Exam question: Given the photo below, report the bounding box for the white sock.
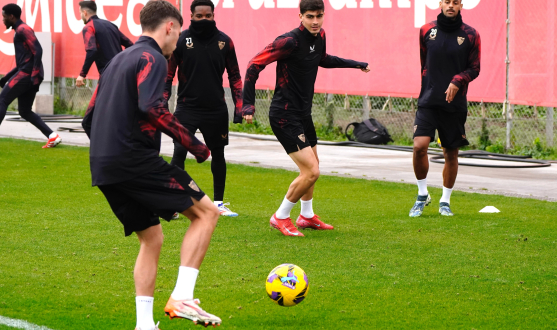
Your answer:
[135,296,155,330]
[171,266,199,300]
[214,201,223,207]
[275,196,297,219]
[300,199,314,218]
[440,186,453,204]
[48,132,58,139]
[417,178,428,196]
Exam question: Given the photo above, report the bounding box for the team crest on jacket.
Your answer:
[298,134,306,143]
[218,41,225,50]
[457,37,465,45]
[189,180,200,192]
[429,29,437,40]
[186,37,194,49]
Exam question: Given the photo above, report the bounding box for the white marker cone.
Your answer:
[479,206,500,213]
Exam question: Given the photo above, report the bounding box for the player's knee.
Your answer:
[308,167,320,183]
[18,109,31,120]
[141,231,164,250]
[414,144,428,157]
[206,205,220,225]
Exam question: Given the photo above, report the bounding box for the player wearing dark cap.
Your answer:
[164,0,243,218]
[76,0,134,87]
[242,0,369,237]
[81,1,221,328]
[410,0,481,217]
[0,3,61,148]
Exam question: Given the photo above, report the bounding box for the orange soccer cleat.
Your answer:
[295,214,334,230]
[270,213,304,237]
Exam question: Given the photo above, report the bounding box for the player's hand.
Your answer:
[244,115,253,124]
[445,83,459,103]
[194,146,211,163]
[361,65,370,73]
[76,76,86,87]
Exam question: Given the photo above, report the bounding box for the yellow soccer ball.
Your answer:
[266,264,309,307]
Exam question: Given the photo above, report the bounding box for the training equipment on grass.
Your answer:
[479,206,500,213]
[266,264,309,307]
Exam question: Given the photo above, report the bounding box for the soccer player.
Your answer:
[242,0,369,237]
[164,0,243,217]
[0,4,61,148]
[81,1,221,328]
[76,0,134,87]
[410,0,481,217]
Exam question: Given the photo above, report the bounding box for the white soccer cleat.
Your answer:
[217,202,238,217]
[42,133,62,148]
[165,297,221,327]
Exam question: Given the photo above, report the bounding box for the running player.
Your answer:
[410,0,481,217]
[0,4,61,148]
[242,0,369,236]
[164,0,243,217]
[82,1,221,328]
[76,0,134,87]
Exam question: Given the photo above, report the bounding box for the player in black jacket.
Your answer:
[410,0,481,218]
[165,0,243,217]
[81,2,221,328]
[76,1,134,87]
[242,0,369,237]
[0,4,61,148]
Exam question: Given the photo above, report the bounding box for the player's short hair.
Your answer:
[300,0,325,14]
[190,0,215,13]
[2,4,22,19]
[79,1,97,14]
[140,0,183,32]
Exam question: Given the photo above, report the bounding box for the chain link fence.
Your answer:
[224,88,556,150]
[20,78,551,151]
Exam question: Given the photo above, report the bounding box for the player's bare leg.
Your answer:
[134,224,164,330]
[286,147,320,202]
[294,146,332,230]
[439,147,459,216]
[410,137,432,217]
[135,225,164,296]
[413,136,430,180]
[180,196,219,269]
[269,147,319,236]
[165,196,221,327]
[442,147,459,189]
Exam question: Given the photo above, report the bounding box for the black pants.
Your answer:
[0,72,53,138]
[171,109,229,202]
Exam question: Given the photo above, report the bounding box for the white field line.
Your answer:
[0,316,55,330]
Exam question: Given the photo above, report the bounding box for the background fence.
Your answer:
[33,78,554,152]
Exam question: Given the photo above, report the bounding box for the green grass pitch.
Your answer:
[0,138,556,329]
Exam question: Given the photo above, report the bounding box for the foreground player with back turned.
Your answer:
[410,0,480,217]
[82,1,221,328]
[165,0,243,217]
[76,0,134,86]
[242,0,369,237]
[0,4,61,148]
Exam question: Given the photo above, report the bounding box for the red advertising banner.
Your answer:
[7,0,548,106]
[201,0,506,102]
[0,0,179,80]
[508,0,557,107]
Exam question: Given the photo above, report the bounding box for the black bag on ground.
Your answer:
[345,118,393,145]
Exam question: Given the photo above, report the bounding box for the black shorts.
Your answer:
[98,162,205,236]
[413,107,469,149]
[269,114,317,154]
[174,108,229,150]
